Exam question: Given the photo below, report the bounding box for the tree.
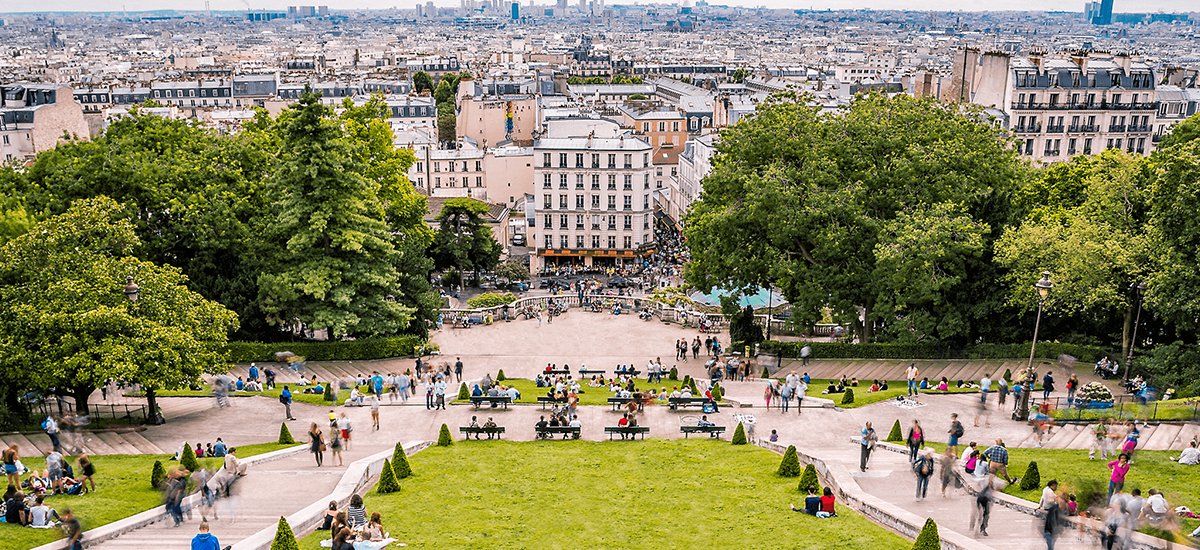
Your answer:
[1019,461,1041,491]
[886,420,904,442]
[375,458,401,494]
[730,67,749,83]
[181,443,200,472]
[912,518,940,550]
[840,388,855,405]
[270,516,300,550]
[496,369,506,381]
[412,71,434,94]
[150,460,166,489]
[278,423,295,444]
[457,382,470,400]
[1146,138,1200,333]
[437,103,457,146]
[728,304,764,351]
[1157,112,1200,149]
[797,463,820,494]
[685,92,1020,345]
[731,422,747,445]
[777,445,801,476]
[0,198,238,418]
[257,91,414,339]
[494,259,529,282]
[428,198,501,284]
[391,441,412,478]
[437,423,453,446]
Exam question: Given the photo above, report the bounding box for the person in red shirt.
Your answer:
[618,413,630,427]
[819,487,837,517]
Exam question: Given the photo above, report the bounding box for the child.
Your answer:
[769,429,779,443]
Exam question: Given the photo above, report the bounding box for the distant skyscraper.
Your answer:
[511,1,520,19]
[1094,0,1113,24]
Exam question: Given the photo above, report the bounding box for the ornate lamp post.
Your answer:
[1124,281,1146,381]
[124,276,164,425]
[1014,271,1053,421]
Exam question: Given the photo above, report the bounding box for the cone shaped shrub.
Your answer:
[323,382,334,402]
[376,458,401,494]
[687,377,699,395]
[1020,461,1041,491]
[497,369,506,381]
[777,445,802,477]
[840,388,855,404]
[457,383,469,400]
[391,441,412,478]
[437,423,453,446]
[150,460,166,489]
[180,443,200,472]
[668,367,678,380]
[887,420,904,442]
[912,518,940,550]
[271,516,299,550]
[711,383,723,401]
[761,366,770,379]
[278,422,295,444]
[731,422,748,445]
[1003,368,1012,382]
[798,463,820,494]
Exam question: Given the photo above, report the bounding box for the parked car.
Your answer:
[608,277,633,288]
[511,233,526,246]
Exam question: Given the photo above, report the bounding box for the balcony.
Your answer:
[1013,123,1042,133]
[1067,124,1097,133]
[1043,149,1061,157]
[1152,134,1164,143]
[1046,124,1065,133]
[1127,125,1150,133]
[1109,125,1126,132]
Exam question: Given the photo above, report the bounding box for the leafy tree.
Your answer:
[412,71,434,94]
[151,460,166,489]
[181,443,200,472]
[323,382,334,402]
[270,516,299,550]
[730,67,749,83]
[429,198,501,283]
[437,423,453,446]
[278,423,295,444]
[731,422,747,445]
[375,458,401,494]
[886,420,904,442]
[494,259,529,282]
[668,367,678,380]
[1157,112,1200,149]
[912,518,940,550]
[467,292,516,309]
[728,305,764,351]
[437,103,457,145]
[496,369,506,381]
[392,441,413,478]
[1146,139,1200,333]
[798,463,820,494]
[777,445,801,476]
[258,91,414,339]
[0,198,238,417]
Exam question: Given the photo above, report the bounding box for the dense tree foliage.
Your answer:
[428,197,501,284]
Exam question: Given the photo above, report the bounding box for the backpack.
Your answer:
[952,423,964,438]
[41,419,50,431]
[279,394,288,404]
[915,457,932,476]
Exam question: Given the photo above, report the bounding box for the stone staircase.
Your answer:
[1009,421,1200,451]
[0,429,164,457]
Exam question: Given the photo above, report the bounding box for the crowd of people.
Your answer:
[316,494,393,550]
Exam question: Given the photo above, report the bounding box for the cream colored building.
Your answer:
[455,79,541,148]
[1,83,89,163]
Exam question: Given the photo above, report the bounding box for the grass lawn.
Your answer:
[0,442,300,548]
[451,378,698,407]
[803,379,976,409]
[140,386,350,406]
[297,439,908,549]
[1050,399,1200,422]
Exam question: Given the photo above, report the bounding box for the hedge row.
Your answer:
[760,340,1107,362]
[225,335,430,363]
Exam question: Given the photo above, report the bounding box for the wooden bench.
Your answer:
[469,396,512,410]
[604,426,650,440]
[680,425,726,439]
[535,425,581,440]
[668,397,711,410]
[536,396,568,409]
[607,396,634,411]
[459,426,506,439]
[579,368,606,376]
[543,369,571,376]
[614,369,642,376]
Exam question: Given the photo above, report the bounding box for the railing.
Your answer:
[1011,102,1159,111]
[1046,124,1065,133]
[1109,124,1126,132]
[1043,149,1061,157]
[1067,124,1096,133]
[1013,123,1042,133]
[30,400,147,425]
[1034,395,1200,422]
[1127,125,1150,133]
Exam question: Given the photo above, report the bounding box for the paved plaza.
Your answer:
[8,312,1189,549]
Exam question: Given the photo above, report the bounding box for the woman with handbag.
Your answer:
[308,423,325,467]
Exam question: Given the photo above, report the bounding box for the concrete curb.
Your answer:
[230,440,432,550]
[873,441,1183,550]
[760,440,990,550]
[31,444,308,550]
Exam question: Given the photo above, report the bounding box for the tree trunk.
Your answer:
[860,304,875,344]
[72,385,94,417]
[1121,304,1134,362]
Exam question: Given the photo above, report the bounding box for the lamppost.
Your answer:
[1014,271,1053,421]
[1124,281,1146,381]
[124,276,164,425]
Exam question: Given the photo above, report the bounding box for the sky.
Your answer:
[1,0,1194,12]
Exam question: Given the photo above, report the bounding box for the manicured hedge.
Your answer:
[760,340,1107,362]
[225,335,430,363]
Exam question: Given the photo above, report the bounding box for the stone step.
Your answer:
[1065,424,1100,450]
[78,432,119,455]
[20,432,57,456]
[1143,423,1181,450]
[122,431,166,455]
[94,431,141,455]
[4,432,43,457]
[1043,424,1083,449]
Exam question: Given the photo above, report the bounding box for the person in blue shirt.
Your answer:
[371,372,384,398]
[191,521,220,550]
[471,384,483,397]
[248,363,259,382]
[235,378,244,391]
[280,386,295,420]
[790,488,823,515]
[697,415,715,427]
[211,438,227,457]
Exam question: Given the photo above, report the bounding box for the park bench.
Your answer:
[536,396,568,409]
[459,426,506,440]
[469,396,512,410]
[579,368,606,376]
[680,425,726,439]
[614,369,641,376]
[604,426,650,440]
[544,369,571,376]
[535,425,581,440]
[608,396,634,411]
[668,397,711,410]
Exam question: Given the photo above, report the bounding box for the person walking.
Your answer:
[970,474,995,536]
[425,382,434,410]
[692,336,701,359]
[1042,371,1056,401]
[905,363,919,396]
[191,521,221,550]
[938,446,957,497]
[906,420,925,462]
[434,377,447,410]
[982,439,1013,484]
[997,376,1009,406]
[338,413,353,451]
[1065,374,1079,407]
[370,395,380,431]
[800,345,811,366]
[1089,420,1110,460]
[328,428,344,467]
[763,382,774,410]
[913,449,934,500]
[860,422,878,472]
[1043,493,1063,549]
[947,413,964,457]
[454,357,464,383]
[280,385,295,420]
[308,423,325,467]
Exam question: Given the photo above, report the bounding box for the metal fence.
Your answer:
[1032,395,1200,422]
[31,400,147,426]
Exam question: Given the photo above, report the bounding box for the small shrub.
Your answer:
[687,377,699,395]
[496,369,506,381]
[1002,368,1012,382]
[323,382,334,402]
[466,291,516,309]
[668,367,678,380]
[731,422,747,445]
[711,383,723,401]
[798,463,820,494]
[392,441,412,478]
[270,516,299,550]
[150,460,166,489]
[777,445,801,477]
[180,443,200,472]
[840,388,855,405]
[375,459,401,494]
[886,420,904,443]
[912,518,940,550]
[278,422,295,444]
[761,366,770,378]
[437,423,453,446]
[1077,382,1114,402]
[457,383,469,400]
[1020,461,1041,491]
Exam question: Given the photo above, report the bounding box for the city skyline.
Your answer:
[2,0,1195,15]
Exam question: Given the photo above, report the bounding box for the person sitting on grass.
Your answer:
[790,487,823,516]
[919,377,930,390]
[869,380,881,393]
[819,487,837,518]
[5,489,29,525]
[28,495,60,528]
[346,494,368,530]
[880,380,889,391]
[1173,440,1200,465]
[937,378,950,391]
[849,377,859,387]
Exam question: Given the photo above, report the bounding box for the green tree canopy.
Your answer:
[428,197,501,283]
[0,197,238,416]
[412,71,434,94]
[1145,138,1200,333]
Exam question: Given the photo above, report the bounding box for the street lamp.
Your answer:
[1014,271,1053,421]
[1124,281,1146,381]
[124,276,164,425]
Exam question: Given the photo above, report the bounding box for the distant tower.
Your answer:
[511,1,520,19]
[1095,0,1113,24]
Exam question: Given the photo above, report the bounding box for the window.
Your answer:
[672,121,679,132]
[543,174,552,189]
[608,215,616,230]
[475,177,482,187]
[623,175,633,190]
[608,175,617,190]
[624,154,632,168]
[643,195,650,209]
[591,195,600,209]
[475,161,481,171]
[592,154,600,168]
[544,214,553,228]
[461,177,468,188]
[608,236,616,249]
[559,195,568,209]
[559,153,567,168]
[576,235,585,249]
[559,214,568,229]
[658,121,665,132]
[623,236,632,249]
[591,175,600,190]
[544,195,552,208]
[434,177,441,188]
[576,174,584,189]
[623,196,632,210]
[643,215,651,230]
[576,195,584,209]
[545,235,553,249]
[592,235,600,248]
[576,214,584,229]
[433,162,440,172]
[623,215,632,230]
[644,153,650,165]
[543,153,551,167]
[416,162,423,172]
[608,195,616,210]
[607,154,616,168]
[642,122,650,132]
[575,153,584,167]
[560,235,569,249]
[560,174,568,189]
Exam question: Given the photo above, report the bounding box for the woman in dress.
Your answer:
[308,423,325,467]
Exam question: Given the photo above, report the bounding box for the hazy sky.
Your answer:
[2,0,1195,13]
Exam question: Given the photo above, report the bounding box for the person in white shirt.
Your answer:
[1144,489,1169,525]
[1176,441,1200,465]
[28,496,58,528]
[568,416,581,428]
[1039,480,1059,510]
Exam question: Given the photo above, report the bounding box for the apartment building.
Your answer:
[945,49,1160,162]
[673,134,715,223]
[411,144,533,207]
[0,83,88,163]
[532,120,655,269]
[456,78,541,147]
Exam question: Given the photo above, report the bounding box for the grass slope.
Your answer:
[142,387,350,406]
[298,440,908,549]
[453,378,694,407]
[803,379,976,409]
[0,442,298,548]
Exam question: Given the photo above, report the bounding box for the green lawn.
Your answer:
[804,379,976,408]
[0,442,300,548]
[297,439,908,549]
[141,386,350,406]
[452,378,693,407]
[1050,399,1200,422]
